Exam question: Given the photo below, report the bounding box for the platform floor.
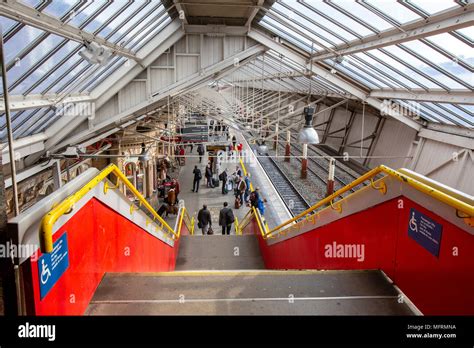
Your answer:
[162,131,292,234]
[86,270,414,315]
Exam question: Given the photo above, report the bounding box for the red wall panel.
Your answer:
[257,197,474,315]
[26,198,179,315]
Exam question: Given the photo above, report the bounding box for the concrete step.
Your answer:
[175,235,265,270]
[86,270,415,315]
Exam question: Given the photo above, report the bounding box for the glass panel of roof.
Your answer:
[51,60,92,93]
[7,33,64,87]
[382,45,465,89]
[12,41,82,94]
[129,17,172,51]
[68,0,105,27]
[402,40,473,87]
[29,53,83,94]
[271,3,344,47]
[20,0,42,6]
[456,27,473,41]
[427,33,474,65]
[326,1,394,31]
[301,1,374,36]
[260,19,313,51]
[281,0,358,41]
[82,0,125,34]
[4,24,44,63]
[408,0,460,14]
[365,0,421,24]
[42,0,80,18]
[326,60,381,89]
[98,0,148,38]
[0,16,17,33]
[353,52,422,89]
[366,49,440,88]
[107,2,160,43]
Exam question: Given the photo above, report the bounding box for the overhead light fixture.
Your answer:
[298,107,320,144]
[79,41,112,65]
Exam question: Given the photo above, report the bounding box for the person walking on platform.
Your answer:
[244,175,251,203]
[172,178,180,202]
[205,164,214,188]
[236,176,246,208]
[231,135,237,149]
[219,202,235,235]
[249,187,260,208]
[197,143,205,163]
[219,168,228,194]
[189,143,193,153]
[197,204,212,235]
[192,165,202,192]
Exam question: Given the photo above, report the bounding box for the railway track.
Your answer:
[253,147,311,218]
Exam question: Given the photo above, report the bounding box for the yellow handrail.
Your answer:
[40,164,177,253]
[267,165,473,236]
[176,207,186,239]
[237,157,473,239]
[235,216,240,235]
[183,207,195,235]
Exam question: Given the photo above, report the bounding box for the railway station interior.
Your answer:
[0,0,472,318]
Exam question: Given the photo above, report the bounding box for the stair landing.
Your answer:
[86,270,414,315]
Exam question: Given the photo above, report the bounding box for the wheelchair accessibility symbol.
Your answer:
[40,259,51,285]
[409,211,418,233]
[38,233,70,299]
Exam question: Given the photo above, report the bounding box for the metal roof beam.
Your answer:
[0,0,140,62]
[0,94,93,112]
[311,5,474,61]
[248,29,422,131]
[370,90,474,105]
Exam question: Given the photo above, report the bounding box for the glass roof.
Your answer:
[254,0,473,127]
[0,0,171,141]
[0,0,472,146]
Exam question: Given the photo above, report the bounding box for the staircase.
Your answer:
[86,235,414,315]
[175,235,265,270]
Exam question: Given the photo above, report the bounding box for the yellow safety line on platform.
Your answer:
[40,164,177,253]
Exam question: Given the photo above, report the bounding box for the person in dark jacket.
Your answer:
[205,164,213,187]
[197,144,205,163]
[219,202,234,235]
[192,166,202,192]
[197,204,212,235]
[219,168,228,194]
[231,135,237,149]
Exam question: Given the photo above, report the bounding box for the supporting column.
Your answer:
[285,130,291,162]
[326,157,336,197]
[301,143,308,179]
[273,124,278,150]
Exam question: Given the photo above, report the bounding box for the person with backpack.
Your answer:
[197,143,205,163]
[219,202,235,235]
[219,168,228,194]
[232,135,237,149]
[192,165,202,192]
[197,204,212,235]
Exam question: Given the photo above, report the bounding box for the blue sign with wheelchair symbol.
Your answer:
[408,208,443,257]
[38,233,69,300]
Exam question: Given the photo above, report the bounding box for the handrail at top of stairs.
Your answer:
[40,164,178,253]
[237,156,474,239]
[266,165,474,238]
